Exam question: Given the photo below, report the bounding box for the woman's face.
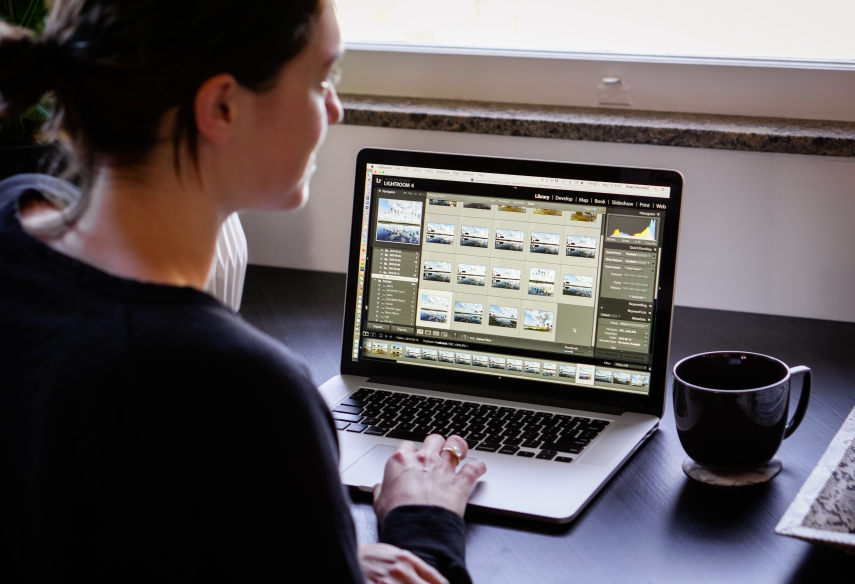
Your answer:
[230,1,343,212]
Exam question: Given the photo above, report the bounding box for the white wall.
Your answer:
[241,125,855,323]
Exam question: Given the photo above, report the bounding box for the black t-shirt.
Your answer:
[0,175,472,583]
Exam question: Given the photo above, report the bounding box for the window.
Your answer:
[335,1,855,121]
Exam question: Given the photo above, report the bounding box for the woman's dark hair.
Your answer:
[0,0,323,173]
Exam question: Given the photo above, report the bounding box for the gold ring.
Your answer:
[441,444,463,465]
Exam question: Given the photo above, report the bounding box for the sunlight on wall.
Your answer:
[336,0,855,62]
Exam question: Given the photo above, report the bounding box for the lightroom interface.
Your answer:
[351,164,672,396]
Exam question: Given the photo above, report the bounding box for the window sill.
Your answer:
[340,94,855,158]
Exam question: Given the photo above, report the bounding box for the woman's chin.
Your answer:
[278,183,311,211]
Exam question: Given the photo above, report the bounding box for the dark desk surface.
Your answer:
[240,265,855,584]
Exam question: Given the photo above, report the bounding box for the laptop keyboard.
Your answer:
[332,388,610,462]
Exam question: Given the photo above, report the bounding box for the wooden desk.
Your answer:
[240,265,855,583]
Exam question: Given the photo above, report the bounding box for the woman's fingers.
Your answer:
[394,440,419,455]
[457,460,487,486]
[437,434,469,467]
[420,434,446,458]
[403,550,450,584]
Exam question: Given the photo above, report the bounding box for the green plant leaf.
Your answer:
[21,97,52,122]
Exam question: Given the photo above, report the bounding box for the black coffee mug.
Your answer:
[673,351,811,470]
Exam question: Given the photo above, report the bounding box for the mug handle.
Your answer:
[784,365,811,439]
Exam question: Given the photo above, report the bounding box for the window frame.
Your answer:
[337,43,855,123]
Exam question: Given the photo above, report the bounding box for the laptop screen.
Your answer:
[343,150,682,411]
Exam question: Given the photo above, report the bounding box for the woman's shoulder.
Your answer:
[126,300,317,394]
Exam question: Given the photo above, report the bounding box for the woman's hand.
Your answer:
[373,434,487,522]
[358,543,449,584]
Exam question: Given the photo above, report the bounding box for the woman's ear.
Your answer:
[194,74,241,146]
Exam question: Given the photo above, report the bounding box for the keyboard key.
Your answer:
[579,431,599,440]
[475,442,501,452]
[333,413,362,423]
[335,421,350,431]
[346,424,367,433]
[516,451,535,458]
[499,445,520,455]
[485,434,504,444]
[536,450,557,460]
[341,398,367,408]
[364,426,390,436]
[555,456,573,463]
[522,439,542,449]
[468,432,487,442]
[360,417,381,426]
[333,405,362,415]
[539,443,583,454]
[449,430,469,439]
[465,439,479,449]
[502,437,523,446]
[386,429,429,443]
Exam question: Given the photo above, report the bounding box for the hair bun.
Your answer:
[0,21,53,117]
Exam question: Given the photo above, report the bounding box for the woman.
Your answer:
[0,1,486,582]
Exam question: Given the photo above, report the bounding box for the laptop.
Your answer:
[318,148,683,523]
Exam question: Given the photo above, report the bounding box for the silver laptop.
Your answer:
[318,148,683,523]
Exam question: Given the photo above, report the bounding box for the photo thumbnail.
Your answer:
[614,372,631,386]
[457,263,486,286]
[390,343,402,358]
[492,266,521,290]
[420,294,449,323]
[405,345,421,359]
[453,301,483,325]
[439,350,455,363]
[361,339,371,353]
[376,199,423,245]
[524,361,541,374]
[530,231,560,255]
[489,356,507,369]
[422,260,452,283]
[460,225,489,248]
[577,365,594,381]
[429,198,456,207]
[570,211,597,223]
[566,235,597,258]
[372,342,388,356]
[495,228,525,251]
[528,267,556,297]
[523,309,554,333]
[631,374,651,388]
[473,354,488,367]
[507,358,523,372]
[543,362,557,377]
[559,364,577,378]
[455,352,472,365]
[563,273,594,297]
[422,348,438,361]
[533,208,562,216]
[463,202,491,210]
[489,305,519,328]
[425,222,455,245]
[595,369,614,384]
[498,204,526,214]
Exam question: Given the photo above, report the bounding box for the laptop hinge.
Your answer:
[366,375,626,416]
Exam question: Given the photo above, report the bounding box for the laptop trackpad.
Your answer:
[341,445,478,492]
